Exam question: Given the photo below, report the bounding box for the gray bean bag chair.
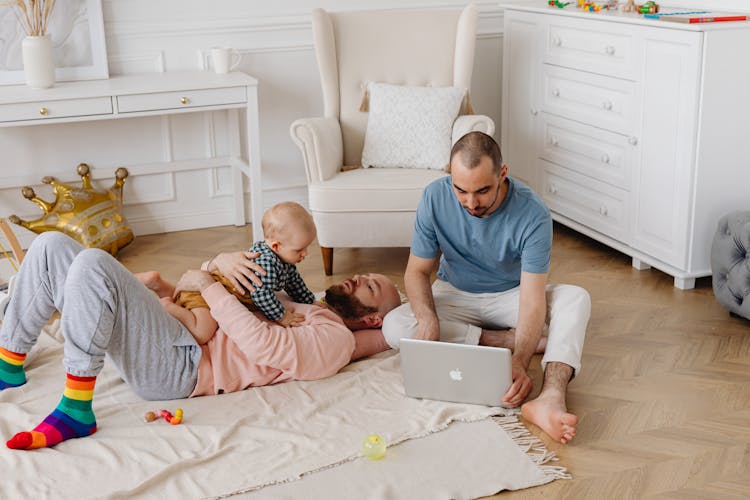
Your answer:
[711,211,750,320]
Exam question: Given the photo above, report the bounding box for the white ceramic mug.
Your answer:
[211,47,241,74]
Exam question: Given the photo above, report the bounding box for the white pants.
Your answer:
[382,280,591,376]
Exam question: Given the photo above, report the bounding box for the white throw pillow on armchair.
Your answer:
[361,82,466,170]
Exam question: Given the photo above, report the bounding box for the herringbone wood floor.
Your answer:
[117,223,750,499]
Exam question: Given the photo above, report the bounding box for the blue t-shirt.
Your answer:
[411,176,552,293]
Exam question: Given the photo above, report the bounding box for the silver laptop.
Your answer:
[400,338,512,407]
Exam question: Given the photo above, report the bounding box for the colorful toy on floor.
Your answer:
[548,0,570,8]
[144,408,184,425]
[361,434,387,460]
[161,408,184,425]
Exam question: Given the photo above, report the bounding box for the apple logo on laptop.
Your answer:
[449,368,463,381]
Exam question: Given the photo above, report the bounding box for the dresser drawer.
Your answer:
[0,97,112,123]
[545,18,640,80]
[116,86,246,113]
[541,65,640,135]
[539,113,636,190]
[540,160,630,242]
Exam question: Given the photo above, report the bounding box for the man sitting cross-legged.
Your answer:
[383,132,591,444]
[0,232,401,450]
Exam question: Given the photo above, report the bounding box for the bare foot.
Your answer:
[479,328,547,354]
[135,271,174,298]
[521,391,579,444]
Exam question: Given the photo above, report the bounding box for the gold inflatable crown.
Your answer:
[9,163,134,256]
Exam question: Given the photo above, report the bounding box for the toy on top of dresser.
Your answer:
[619,0,660,13]
[575,0,620,12]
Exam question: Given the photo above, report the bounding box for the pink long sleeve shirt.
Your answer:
[190,282,356,397]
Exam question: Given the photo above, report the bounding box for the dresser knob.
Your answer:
[605,45,615,55]
[549,184,558,195]
[553,36,562,47]
[602,101,613,111]
[628,136,638,146]
[180,97,190,105]
[601,153,610,163]
[552,88,561,97]
[551,136,559,146]
[599,206,608,216]
[530,107,538,116]
[39,107,48,116]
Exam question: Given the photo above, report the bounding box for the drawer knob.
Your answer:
[601,153,610,164]
[552,88,561,97]
[530,107,538,116]
[599,206,609,216]
[548,184,558,195]
[39,107,48,116]
[628,136,638,146]
[180,97,190,105]
[602,101,613,111]
[552,36,562,47]
[605,45,616,55]
[551,136,559,146]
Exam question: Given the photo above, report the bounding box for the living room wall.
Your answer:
[4,0,745,243]
[102,0,503,221]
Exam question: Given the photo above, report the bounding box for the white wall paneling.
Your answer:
[88,1,505,236]
[1,2,502,244]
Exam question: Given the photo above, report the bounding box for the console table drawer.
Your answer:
[539,113,635,190]
[545,18,639,80]
[541,65,639,135]
[116,87,247,113]
[0,97,112,123]
[540,160,629,242]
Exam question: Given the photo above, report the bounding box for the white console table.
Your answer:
[0,71,263,241]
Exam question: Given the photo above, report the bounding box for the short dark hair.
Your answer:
[449,131,503,176]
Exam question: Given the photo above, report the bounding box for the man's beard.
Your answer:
[325,284,378,320]
[462,182,502,218]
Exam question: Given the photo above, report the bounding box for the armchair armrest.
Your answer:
[290,117,343,183]
[451,115,496,145]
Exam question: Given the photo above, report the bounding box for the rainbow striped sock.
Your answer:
[0,346,26,389]
[7,374,97,450]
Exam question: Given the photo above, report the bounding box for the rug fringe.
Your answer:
[491,415,572,480]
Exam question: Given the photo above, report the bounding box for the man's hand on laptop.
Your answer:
[502,360,533,407]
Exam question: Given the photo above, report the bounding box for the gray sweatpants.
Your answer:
[0,232,201,400]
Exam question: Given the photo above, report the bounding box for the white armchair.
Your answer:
[290,4,494,275]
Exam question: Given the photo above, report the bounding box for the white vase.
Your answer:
[22,35,55,89]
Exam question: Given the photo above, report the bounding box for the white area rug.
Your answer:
[0,333,568,499]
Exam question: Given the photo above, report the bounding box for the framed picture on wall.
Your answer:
[0,0,109,85]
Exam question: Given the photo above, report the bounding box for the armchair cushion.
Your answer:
[308,167,447,212]
[361,83,465,170]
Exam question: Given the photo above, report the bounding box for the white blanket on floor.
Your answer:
[0,333,567,499]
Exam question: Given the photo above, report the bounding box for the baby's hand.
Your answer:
[159,296,175,307]
[276,309,305,327]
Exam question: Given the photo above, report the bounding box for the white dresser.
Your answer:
[501,3,750,289]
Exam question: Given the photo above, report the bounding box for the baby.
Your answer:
[136,201,317,344]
